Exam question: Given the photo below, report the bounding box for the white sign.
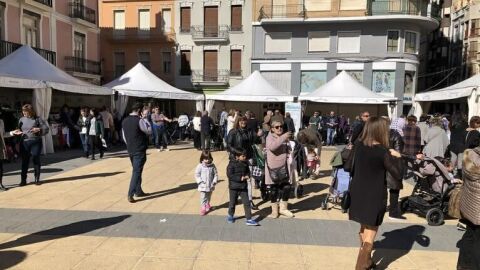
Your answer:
[285,102,302,135]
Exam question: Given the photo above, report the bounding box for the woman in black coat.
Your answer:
[349,117,403,270]
[387,125,405,220]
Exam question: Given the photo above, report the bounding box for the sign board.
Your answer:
[285,102,302,135]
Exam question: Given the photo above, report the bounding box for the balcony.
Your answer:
[367,0,440,20]
[230,70,242,77]
[65,56,101,76]
[102,28,176,44]
[191,70,230,85]
[259,4,305,20]
[69,1,96,25]
[191,25,229,43]
[0,40,56,65]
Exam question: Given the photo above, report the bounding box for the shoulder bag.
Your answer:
[266,142,290,184]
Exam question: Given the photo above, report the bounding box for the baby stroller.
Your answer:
[321,151,351,213]
[400,157,456,226]
[251,144,268,201]
[210,124,225,151]
[166,120,180,144]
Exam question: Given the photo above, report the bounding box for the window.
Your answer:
[180,50,191,75]
[230,50,242,76]
[73,32,86,59]
[23,11,40,48]
[372,71,395,93]
[0,3,5,40]
[472,19,480,37]
[261,71,291,93]
[387,30,399,52]
[114,52,125,78]
[265,32,292,53]
[308,31,330,52]
[405,31,418,53]
[114,10,125,30]
[231,5,242,31]
[301,71,327,94]
[163,52,171,74]
[337,70,363,83]
[305,0,330,11]
[340,0,365,10]
[180,7,191,33]
[337,31,360,53]
[138,52,150,70]
[162,9,172,33]
[139,9,150,30]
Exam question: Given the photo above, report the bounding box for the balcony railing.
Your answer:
[191,25,230,41]
[231,25,243,32]
[259,4,306,19]
[367,0,440,19]
[65,56,101,75]
[192,69,230,84]
[230,70,242,77]
[33,0,52,7]
[103,28,176,43]
[69,1,96,24]
[0,40,56,65]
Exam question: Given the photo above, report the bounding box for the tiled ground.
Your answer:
[0,146,462,269]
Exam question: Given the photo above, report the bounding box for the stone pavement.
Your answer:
[0,145,462,269]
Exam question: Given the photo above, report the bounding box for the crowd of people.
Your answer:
[1,101,479,269]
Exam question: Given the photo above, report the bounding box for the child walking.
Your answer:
[227,148,259,226]
[195,150,218,216]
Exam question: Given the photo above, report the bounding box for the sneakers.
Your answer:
[246,219,259,226]
[205,203,211,212]
[164,148,170,152]
[457,222,466,231]
[227,215,235,223]
[157,149,161,152]
[200,206,206,216]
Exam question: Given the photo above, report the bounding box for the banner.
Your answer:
[285,102,302,135]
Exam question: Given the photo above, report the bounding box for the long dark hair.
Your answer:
[360,116,389,148]
[199,150,213,163]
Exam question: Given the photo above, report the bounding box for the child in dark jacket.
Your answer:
[227,148,259,226]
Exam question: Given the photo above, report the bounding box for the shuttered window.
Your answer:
[139,9,150,30]
[114,52,125,78]
[180,7,191,32]
[265,32,291,53]
[230,50,242,76]
[138,52,150,70]
[180,50,191,75]
[308,31,330,52]
[337,31,360,53]
[114,10,125,30]
[204,50,218,81]
[231,5,242,32]
[162,9,171,33]
[204,7,218,37]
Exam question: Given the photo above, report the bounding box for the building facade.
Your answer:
[174,0,252,93]
[252,0,440,116]
[99,0,176,86]
[0,0,101,85]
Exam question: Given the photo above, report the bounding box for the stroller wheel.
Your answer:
[400,197,410,213]
[426,208,444,226]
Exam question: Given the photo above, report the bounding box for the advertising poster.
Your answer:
[285,102,302,135]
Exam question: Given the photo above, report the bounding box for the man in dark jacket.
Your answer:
[325,111,338,146]
[387,124,406,220]
[122,102,152,203]
[350,111,370,143]
[283,112,296,134]
[200,111,213,150]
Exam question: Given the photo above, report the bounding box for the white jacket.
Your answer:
[195,163,218,192]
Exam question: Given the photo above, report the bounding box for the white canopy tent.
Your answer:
[413,74,480,120]
[0,45,111,153]
[104,63,205,116]
[299,71,396,117]
[205,71,294,113]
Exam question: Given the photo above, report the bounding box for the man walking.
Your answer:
[200,111,213,150]
[326,111,338,146]
[122,102,152,203]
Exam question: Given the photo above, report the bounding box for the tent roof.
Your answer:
[104,63,204,100]
[299,71,394,104]
[0,45,111,95]
[205,71,294,102]
[414,74,480,101]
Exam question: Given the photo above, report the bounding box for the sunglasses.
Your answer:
[362,115,370,118]
[273,126,283,129]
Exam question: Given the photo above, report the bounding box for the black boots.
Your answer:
[34,177,41,185]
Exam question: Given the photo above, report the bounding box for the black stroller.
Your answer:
[400,157,456,226]
[321,151,351,213]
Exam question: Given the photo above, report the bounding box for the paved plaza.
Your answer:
[0,146,462,269]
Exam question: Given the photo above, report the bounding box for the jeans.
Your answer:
[457,220,480,270]
[20,139,42,183]
[89,135,104,158]
[154,125,168,149]
[200,191,212,207]
[270,183,292,203]
[128,152,147,197]
[327,128,335,145]
[451,151,463,177]
[228,189,252,220]
[79,133,89,154]
[201,133,210,150]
